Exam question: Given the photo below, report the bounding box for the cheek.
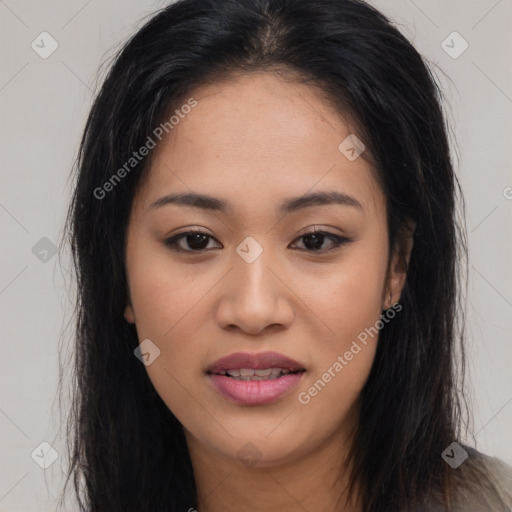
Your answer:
[306,237,388,348]
[127,243,215,340]
[333,255,386,339]
[125,244,218,422]
[297,236,388,401]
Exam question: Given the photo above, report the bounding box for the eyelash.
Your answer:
[164,228,350,254]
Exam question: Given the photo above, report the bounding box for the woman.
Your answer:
[63,0,512,510]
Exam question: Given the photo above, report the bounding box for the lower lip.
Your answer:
[207,372,305,405]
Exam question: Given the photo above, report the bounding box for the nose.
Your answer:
[215,247,294,335]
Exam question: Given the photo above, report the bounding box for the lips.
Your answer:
[206,351,307,405]
[206,351,306,375]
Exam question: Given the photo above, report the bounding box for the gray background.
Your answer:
[0,0,511,510]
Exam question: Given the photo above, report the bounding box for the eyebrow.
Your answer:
[149,190,363,214]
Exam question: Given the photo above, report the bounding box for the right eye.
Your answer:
[164,230,222,253]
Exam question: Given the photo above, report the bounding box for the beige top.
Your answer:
[422,447,512,511]
[455,451,512,511]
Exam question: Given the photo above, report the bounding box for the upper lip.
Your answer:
[206,351,306,374]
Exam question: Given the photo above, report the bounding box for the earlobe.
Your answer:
[124,303,135,323]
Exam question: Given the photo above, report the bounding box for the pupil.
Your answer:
[187,233,208,249]
[304,232,324,250]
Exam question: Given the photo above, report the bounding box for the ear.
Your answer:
[385,218,416,309]
[124,299,135,323]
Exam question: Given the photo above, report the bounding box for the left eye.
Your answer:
[164,229,349,253]
[291,230,349,252]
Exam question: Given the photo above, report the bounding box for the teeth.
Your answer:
[219,368,298,381]
[254,369,272,376]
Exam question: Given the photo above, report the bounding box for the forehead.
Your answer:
[136,71,384,219]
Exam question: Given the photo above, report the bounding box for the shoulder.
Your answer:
[449,446,512,511]
[419,446,512,512]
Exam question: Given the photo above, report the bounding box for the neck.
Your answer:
[184,409,363,512]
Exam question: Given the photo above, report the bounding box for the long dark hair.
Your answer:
[62,0,475,510]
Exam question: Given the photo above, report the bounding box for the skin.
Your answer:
[124,71,414,512]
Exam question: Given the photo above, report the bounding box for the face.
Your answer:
[124,71,411,469]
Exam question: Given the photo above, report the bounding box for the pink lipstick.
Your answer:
[206,351,306,405]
